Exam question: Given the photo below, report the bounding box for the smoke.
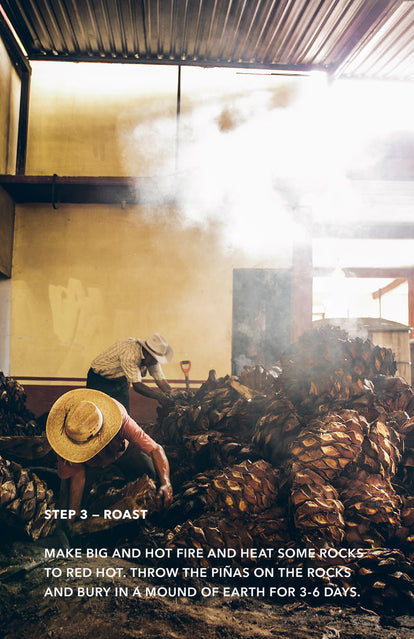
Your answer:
[131,70,414,257]
[132,73,321,257]
[308,79,414,224]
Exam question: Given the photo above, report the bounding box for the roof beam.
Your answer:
[314,267,414,278]
[372,277,407,299]
[312,223,414,239]
[0,6,32,174]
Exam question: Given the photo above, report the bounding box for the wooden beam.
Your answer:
[0,7,32,175]
[0,175,177,205]
[408,277,414,340]
[291,209,313,342]
[314,267,414,279]
[372,278,406,299]
[312,223,414,239]
[16,69,31,175]
[0,7,31,77]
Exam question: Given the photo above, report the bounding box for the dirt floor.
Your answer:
[1,527,414,639]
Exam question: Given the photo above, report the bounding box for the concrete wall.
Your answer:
[25,63,179,177]
[0,187,14,373]
[0,186,14,277]
[11,199,291,381]
[9,62,296,383]
[0,35,19,174]
[0,35,20,373]
[0,35,19,279]
[0,277,11,374]
[11,203,237,380]
[3,52,412,395]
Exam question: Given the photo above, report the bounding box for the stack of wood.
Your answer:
[397,415,414,492]
[149,371,271,486]
[238,364,281,395]
[169,459,281,522]
[395,496,414,561]
[166,505,291,569]
[279,325,397,416]
[0,455,56,540]
[1,326,414,613]
[69,475,159,535]
[160,327,414,613]
[0,372,41,436]
[354,548,414,614]
[251,395,303,465]
[154,371,270,446]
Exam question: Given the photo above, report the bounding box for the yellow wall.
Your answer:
[11,203,290,380]
[0,36,19,174]
[0,35,20,372]
[0,187,14,277]
[6,59,412,382]
[10,62,298,381]
[26,63,179,177]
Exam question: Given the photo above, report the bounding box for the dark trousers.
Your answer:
[84,445,156,509]
[60,445,157,510]
[86,368,130,411]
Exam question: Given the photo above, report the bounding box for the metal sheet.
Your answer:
[1,0,413,80]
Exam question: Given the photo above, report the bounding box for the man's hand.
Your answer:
[157,482,173,509]
[158,389,189,406]
[157,392,175,407]
[150,445,173,509]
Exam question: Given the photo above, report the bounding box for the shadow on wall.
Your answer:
[49,278,106,375]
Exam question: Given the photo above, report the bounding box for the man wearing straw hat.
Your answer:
[86,333,174,411]
[46,388,173,516]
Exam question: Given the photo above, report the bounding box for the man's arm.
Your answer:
[148,362,172,393]
[68,466,86,515]
[132,381,171,403]
[155,378,172,392]
[150,444,173,509]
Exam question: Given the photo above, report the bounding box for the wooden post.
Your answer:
[408,276,414,339]
[408,276,414,385]
[291,207,313,343]
[0,7,32,175]
[16,69,31,175]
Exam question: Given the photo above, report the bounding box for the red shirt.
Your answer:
[57,399,157,479]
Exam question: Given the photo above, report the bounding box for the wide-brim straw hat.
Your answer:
[46,388,122,463]
[142,333,173,364]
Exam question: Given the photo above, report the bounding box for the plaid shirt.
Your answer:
[91,338,165,384]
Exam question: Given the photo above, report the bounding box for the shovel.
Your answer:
[180,360,191,391]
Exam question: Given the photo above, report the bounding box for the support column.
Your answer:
[16,67,31,175]
[408,276,414,339]
[175,65,181,173]
[0,5,32,175]
[291,207,313,343]
[408,276,414,385]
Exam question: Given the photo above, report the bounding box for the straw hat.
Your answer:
[46,388,122,463]
[143,333,173,364]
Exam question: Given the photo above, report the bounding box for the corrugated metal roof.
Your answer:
[1,0,413,81]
